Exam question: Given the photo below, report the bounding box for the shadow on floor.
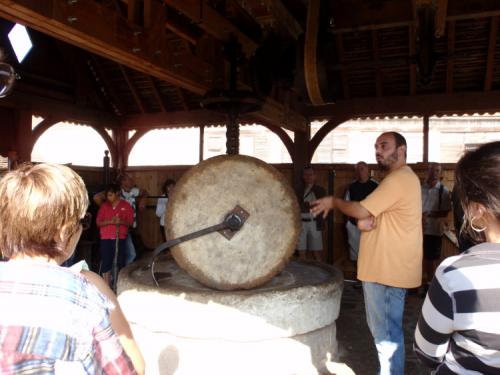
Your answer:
[335,281,429,375]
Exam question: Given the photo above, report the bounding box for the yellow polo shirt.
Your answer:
[358,165,422,288]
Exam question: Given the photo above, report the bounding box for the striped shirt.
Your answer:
[0,260,136,374]
[414,242,500,374]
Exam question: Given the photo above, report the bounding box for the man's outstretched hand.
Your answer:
[310,196,334,219]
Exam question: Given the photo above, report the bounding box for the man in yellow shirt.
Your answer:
[311,132,422,375]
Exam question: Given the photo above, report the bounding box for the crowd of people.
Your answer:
[0,133,498,374]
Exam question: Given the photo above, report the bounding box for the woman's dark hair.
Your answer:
[455,141,500,242]
[162,179,176,197]
[105,183,121,195]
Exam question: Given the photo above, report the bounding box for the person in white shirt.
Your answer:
[118,173,148,265]
[421,163,451,289]
[156,179,176,242]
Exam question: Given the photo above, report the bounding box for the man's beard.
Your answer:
[377,149,398,170]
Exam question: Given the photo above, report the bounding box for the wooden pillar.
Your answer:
[113,127,128,171]
[423,114,429,163]
[0,108,34,166]
[199,125,205,162]
[15,109,34,163]
[292,126,311,193]
[0,107,17,157]
[226,112,239,155]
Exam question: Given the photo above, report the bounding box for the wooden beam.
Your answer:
[122,110,226,129]
[199,124,204,162]
[259,121,294,161]
[447,10,500,22]
[323,4,500,35]
[119,65,145,113]
[304,0,324,105]
[165,20,199,45]
[0,0,213,95]
[335,34,350,99]
[143,0,153,28]
[0,1,301,130]
[372,30,383,97]
[164,6,200,45]
[89,56,125,115]
[148,77,167,112]
[244,98,307,133]
[266,0,303,39]
[1,88,119,126]
[485,16,498,91]
[128,0,139,24]
[175,87,189,111]
[434,0,448,38]
[331,0,414,34]
[409,25,417,95]
[332,21,414,35]
[163,0,258,56]
[446,20,455,94]
[423,114,429,163]
[308,91,500,119]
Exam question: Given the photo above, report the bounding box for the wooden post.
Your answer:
[327,169,336,264]
[423,114,429,163]
[226,111,239,155]
[199,125,205,162]
[15,109,34,163]
[114,127,128,170]
[103,150,111,185]
[292,126,311,194]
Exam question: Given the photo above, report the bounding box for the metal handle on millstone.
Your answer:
[149,205,249,287]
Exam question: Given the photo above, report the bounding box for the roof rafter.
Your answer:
[335,34,350,99]
[0,0,212,95]
[484,16,498,91]
[0,0,306,131]
[147,77,167,112]
[372,30,383,97]
[163,0,258,56]
[119,65,145,113]
[446,20,455,94]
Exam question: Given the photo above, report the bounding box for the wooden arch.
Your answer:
[258,122,294,161]
[308,115,351,161]
[124,128,150,166]
[91,127,117,167]
[32,116,61,148]
[123,124,294,165]
[32,116,117,166]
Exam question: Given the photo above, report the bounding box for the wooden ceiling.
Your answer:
[1,0,500,133]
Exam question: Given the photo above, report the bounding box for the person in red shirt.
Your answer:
[96,184,134,286]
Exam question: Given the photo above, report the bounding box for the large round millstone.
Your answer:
[118,258,344,375]
[165,154,301,290]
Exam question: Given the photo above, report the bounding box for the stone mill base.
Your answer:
[118,259,344,375]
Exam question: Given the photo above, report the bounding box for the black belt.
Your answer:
[301,218,313,222]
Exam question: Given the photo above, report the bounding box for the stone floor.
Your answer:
[335,280,429,375]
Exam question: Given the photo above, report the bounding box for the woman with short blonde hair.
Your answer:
[0,163,144,374]
[0,163,88,260]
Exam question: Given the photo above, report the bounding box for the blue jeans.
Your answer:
[125,233,136,265]
[363,281,407,375]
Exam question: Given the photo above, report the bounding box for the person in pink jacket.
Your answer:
[96,184,134,286]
